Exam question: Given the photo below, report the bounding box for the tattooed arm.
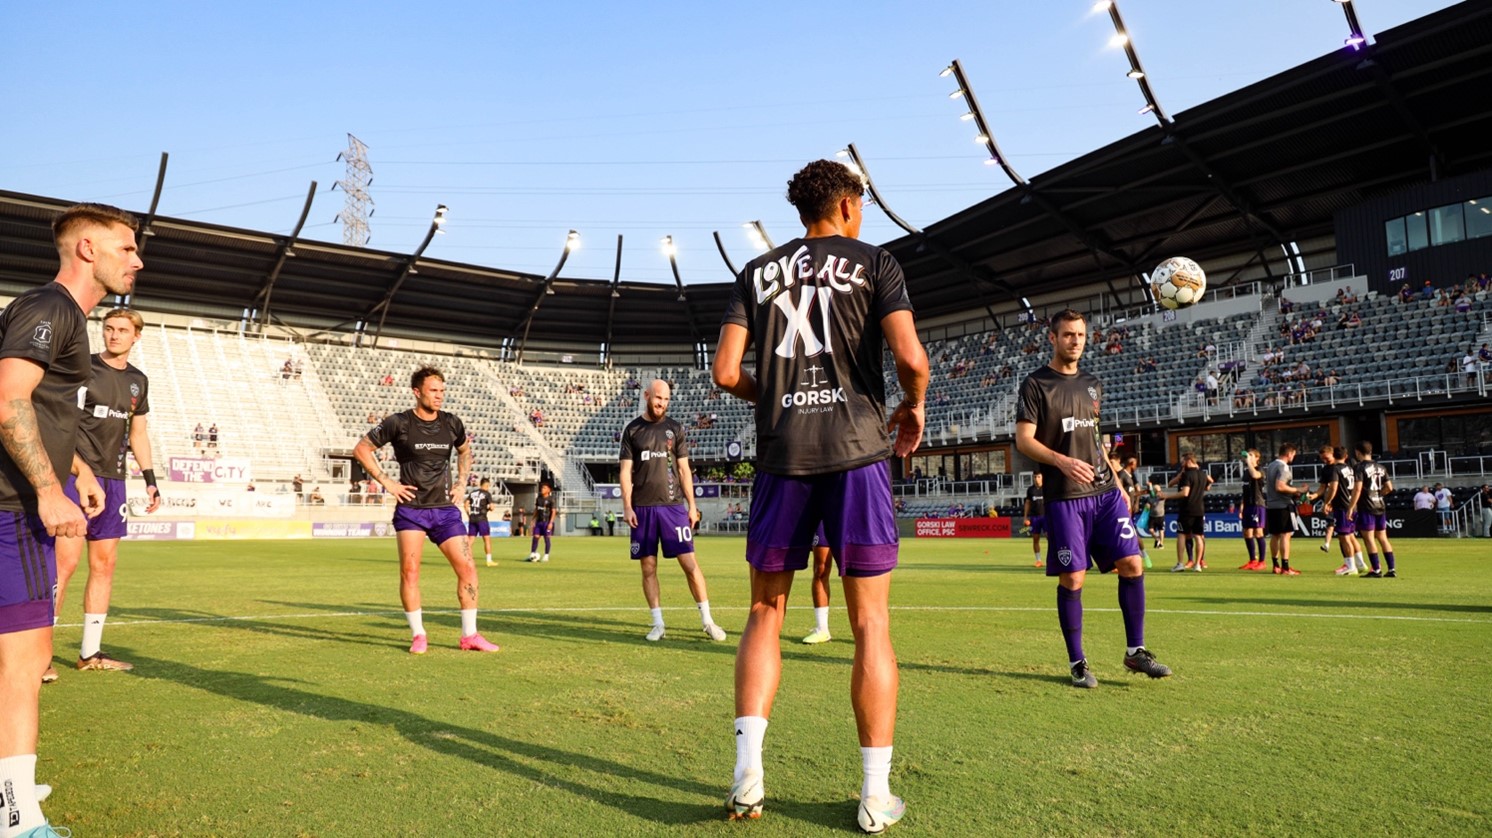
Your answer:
[452,439,472,505]
[0,357,87,537]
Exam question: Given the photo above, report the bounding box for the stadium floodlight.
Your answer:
[1108,32,1129,48]
[433,204,448,232]
[565,230,580,252]
[938,65,954,78]
[942,60,1027,188]
[1099,0,1169,125]
[974,134,990,144]
[1092,0,1113,11]
[959,112,975,121]
[1332,0,1369,50]
[661,235,677,257]
[835,149,851,158]
[948,89,965,99]
[1127,69,1145,80]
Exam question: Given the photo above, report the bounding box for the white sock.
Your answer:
[80,612,107,658]
[814,606,829,633]
[405,610,425,638]
[0,754,45,835]
[861,745,893,800]
[1035,552,1041,563]
[1355,553,1369,571]
[697,600,714,627]
[1126,646,1143,656]
[460,608,478,637]
[485,553,492,561]
[650,607,664,628]
[733,716,768,783]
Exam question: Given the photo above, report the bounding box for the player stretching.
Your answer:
[466,477,495,566]
[800,527,834,644]
[354,367,499,654]
[50,309,163,683]
[1239,449,1268,570]
[1,203,129,838]
[714,159,928,832]
[1015,309,1171,690]
[1264,444,1305,575]
[619,379,727,643]
[1350,441,1397,578]
[1317,446,1367,576]
[527,483,557,562]
[1022,473,1046,568]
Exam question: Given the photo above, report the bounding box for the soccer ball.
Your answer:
[1152,257,1207,310]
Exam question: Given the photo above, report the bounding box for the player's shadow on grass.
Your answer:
[109,604,404,650]
[118,651,847,830]
[1177,595,1492,615]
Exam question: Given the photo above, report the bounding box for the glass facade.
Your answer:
[1386,197,1491,256]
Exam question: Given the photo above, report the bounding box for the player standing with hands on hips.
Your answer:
[1014,309,1171,689]
[619,379,727,643]
[714,159,928,832]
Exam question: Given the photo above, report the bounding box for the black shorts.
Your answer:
[1266,507,1296,536]
[1180,515,1206,536]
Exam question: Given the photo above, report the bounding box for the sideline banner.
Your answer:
[915,517,1013,538]
[124,520,196,541]
[131,491,294,519]
[167,457,253,484]
[194,520,312,540]
[1157,510,1439,539]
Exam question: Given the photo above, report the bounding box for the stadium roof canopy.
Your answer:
[2,2,1489,355]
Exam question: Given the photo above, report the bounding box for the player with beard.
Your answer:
[1350,441,1397,578]
[354,367,499,655]
[1,204,130,838]
[714,159,928,832]
[1015,309,1171,690]
[620,379,726,643]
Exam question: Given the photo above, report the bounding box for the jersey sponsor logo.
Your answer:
[91,404,129,420]
[639,450,670,462]
[413,443,451,451]
[780,387,846,409]
[1061,416,1098,433]
[31,321,53,350]
[1057,547,1074,566]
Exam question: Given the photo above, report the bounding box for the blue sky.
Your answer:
[0,1,1459,286]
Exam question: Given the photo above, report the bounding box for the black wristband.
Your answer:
[142,469,158,490]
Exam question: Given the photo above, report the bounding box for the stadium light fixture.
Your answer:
[959,112,975,121]
[1127,69,1145,80]
[840,143,925,235]
[661,235,677,257]
[1099,1,1169,125]
[433,204,448,233]
[1331,0,1369,50]
[1092,0,1113,11]
[938,65,954,78]
[565,230,580,252]
[1108,32,1128,48]
[943,59,1027,187]
[948,89,965,99]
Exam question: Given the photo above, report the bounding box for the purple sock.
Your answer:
[1245,538,1257,562]
[1368,552,1380,571]
[530,536,540,553]
[1185,539,1195,562]
[1057,586,1085,662]
[1385,551,1395,571]
[1255,537,1266,563]
[1118,575,1145,649]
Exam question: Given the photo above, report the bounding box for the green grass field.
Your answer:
[37,534,1492,836]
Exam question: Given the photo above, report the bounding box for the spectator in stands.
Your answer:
[1434,483,1454,532]
[1204,370,1219,406]
[1480,344,1492,364]
[1322,370,1339,387]
[1421,280,1435,301]
[1233,387,1255,409]
[293,359,303,379]
[308,486,325,504]
[281,359,294,379]
[1278,296,1295,314]
[207,423,219,449]
[1479,484,1492,538]
[1338,310,1362,329]
[193,422,205,449]
[293,474,304,502]
[1455,292,1473,313]
[1397,283,1414,303]
[245,482,256,492]
[1463,349,1480,386]
[1413,486,1435,511]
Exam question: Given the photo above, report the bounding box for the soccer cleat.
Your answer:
[1238,560,1257,570]
[41,665,58,684]
[1384,570,1397,578]
[1362,570,1383,578]
[76,651,132,671]
[1272,566,1283,574]
[1319,543,1331,552]
[1070,659,1097,688]
[1334,564,1353,576]
[645,624,666,642]
[1281,568,1301,576]
[409,634,428,655]
[857,794,906,834]
[1192,563,1203,573]
[459,633,501,652]
[801,627,832,645]
[727,771,764,821]
[15,823,71,838]
[703,623,727,642]
[1033,559,1044,568]
[1123,647,1172,678]
[485,558,497,567]
[1183,560,1195,570]
[1170,563,1187,573]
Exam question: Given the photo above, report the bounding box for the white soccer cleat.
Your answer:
[703,623,727,641]
[645,624,666,642]
[857,794,905,833]
[540,554,550,562]
[1170,563,1188,573]
[726,771,764,821]
[485,558,497,567]
[801,627,832,645]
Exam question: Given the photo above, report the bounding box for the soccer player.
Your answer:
[713,159,928,832]
[1022,473,1046,568]
[619,379,727,643]
[465,477,495,566]
[1160,452,1210,572]
[1315,446,1367,576]
[801,526,834,644]
[527,483,556,562]
[1264,443,1306,575]
[1,203,130,838]
[353,367,499,655]
[1016,308,1171,691]
[1239,449,1269,570]
[50,308,163,683]
[1350,441,1397,578]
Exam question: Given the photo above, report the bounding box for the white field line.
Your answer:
[60,604,1492,628]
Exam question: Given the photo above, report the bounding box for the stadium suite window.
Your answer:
[1405,212,1429,252]
[1429,203,1466,246]
[1467,198,1492,240]
[1385,217,1408,256]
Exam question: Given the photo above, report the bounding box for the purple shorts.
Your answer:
[1028,515,1046,536]
[630,505,694,559]
[533,519,552,537]
[1355,511,1388,532]
[746,460,898,578]
[1331,507,1356,535]
[393,505,467,545]
[1044,488,1142,576]
[1243,505,1266,530]
[63,475,128,541]
[468,518,491,538]
[0,511,56,634]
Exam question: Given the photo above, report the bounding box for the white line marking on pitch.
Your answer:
[61,604,1491,628]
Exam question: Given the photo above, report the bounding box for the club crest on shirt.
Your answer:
[130,383,141,397]
[1057,548,1074,567]
[665,429,674,440]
